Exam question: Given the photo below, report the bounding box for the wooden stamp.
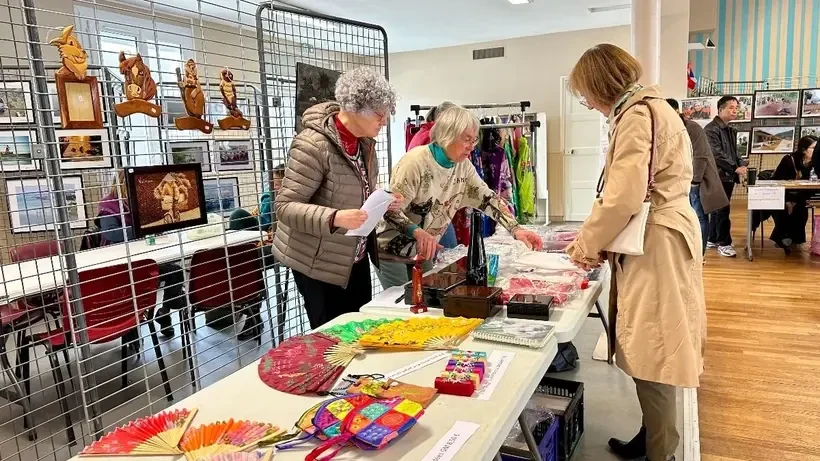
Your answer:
[217,68,250,130]
[115,52,161,118]
[174,59,212,134]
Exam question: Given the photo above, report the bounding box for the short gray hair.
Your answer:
[430,105,480,148]
[335,67,397,115]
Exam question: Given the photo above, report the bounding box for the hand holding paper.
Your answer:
[346,188,395,237]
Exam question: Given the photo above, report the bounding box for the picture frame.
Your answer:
[729,94,753,123]
[750,126,796,154]
[295,62,342,133]
[753,90,800,119]
[736,131,750,159]
[0,130,39,172]
[203,177,240,216]
[55,128,113,169]
[801,88,820,118]
[680,97,718,127]
[215,139,252,171]
[800,125,820,138]
[55,74,104,129]
[6,175,87,233]
[165,140,211,172]
[0,81,34,125]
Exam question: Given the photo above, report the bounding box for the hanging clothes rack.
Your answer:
[410,101,531,119]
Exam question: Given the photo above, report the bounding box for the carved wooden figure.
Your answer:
[115,52,161,118]
[174,59,212,134]
[50,25,103,129]
[218,68,250,130]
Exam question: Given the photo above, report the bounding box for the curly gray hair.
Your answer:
[335,67,397,115]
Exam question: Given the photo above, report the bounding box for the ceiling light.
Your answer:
[589,4,630,13]
[508,0,534,4]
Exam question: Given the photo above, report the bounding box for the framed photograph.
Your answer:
[203,177,240,216]
[295,62,341,133]
[736,131,750,159]
[0,81,34,124]
[751,126,796,154]
[166,140,211,172]
[730,95,753,123]
[801,88,820,118]
[6,176,87,233]
[124,163,207,237]
[753,90,800,119]
[55,128,113,169]
[215,139,252,171]
[56,74,103,129]
[800,125,820,138]
[0,131,39,172]
[681,97,717,126]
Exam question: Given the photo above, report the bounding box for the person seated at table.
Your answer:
[272,67,402,329]
[228,164,284,233]
[97,170,185,338]
[770,135,817,254]
[375,104,543,289]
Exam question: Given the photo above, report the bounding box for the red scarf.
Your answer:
[334,116,359,156]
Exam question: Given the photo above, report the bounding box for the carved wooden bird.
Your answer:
[219,68,242,118]
[50,25,88,80]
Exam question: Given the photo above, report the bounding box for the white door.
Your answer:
[561,77,604,222]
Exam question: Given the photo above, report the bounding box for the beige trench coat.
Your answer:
[566,86,706,388]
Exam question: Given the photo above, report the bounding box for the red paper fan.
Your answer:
[79,408,197,456]
[178,419,279,461]
[257,333,352,395]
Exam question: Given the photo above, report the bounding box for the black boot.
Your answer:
[238,312,262,342]
[155,307,175,338]
[608,426,646,459]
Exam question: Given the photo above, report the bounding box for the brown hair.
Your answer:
[568,44,643,107]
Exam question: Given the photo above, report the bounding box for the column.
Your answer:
[631,0,661,86]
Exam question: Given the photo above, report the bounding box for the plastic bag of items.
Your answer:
[497,271,588,305]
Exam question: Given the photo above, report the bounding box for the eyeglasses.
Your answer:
[579,97,593,110]
[372,110,389,123]
[461,134,479,146]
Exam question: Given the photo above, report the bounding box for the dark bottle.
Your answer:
[466,209,488,286]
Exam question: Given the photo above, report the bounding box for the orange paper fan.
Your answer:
[79,408,198,456]
[179,419,280,461]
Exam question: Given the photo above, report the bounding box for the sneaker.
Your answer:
[718,245,737,258]
[706,241,718,249]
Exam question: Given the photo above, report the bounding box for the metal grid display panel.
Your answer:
[0,1,324,459]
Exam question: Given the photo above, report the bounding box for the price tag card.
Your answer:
[386,351,450,379]
[475,351,515,400]
[748,186,785,210]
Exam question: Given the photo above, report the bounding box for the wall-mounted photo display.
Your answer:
[801,89,820,118]
[165,140,211,172]
[6,175,87,233]
[55,128,113,169]
[680,97,718,127]
[751,125,796,154]
[729,95,753,123]
[800,125,820,138]
[214,139,252,171]
[0,131,39,172]
[736,131,750,159]
[753,90,800,119]
[203,177,240,216]
[0,81,35,125]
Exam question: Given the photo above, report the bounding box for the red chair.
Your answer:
[32,260,174,445]
[182,243,265,390]
[9,240,60,262]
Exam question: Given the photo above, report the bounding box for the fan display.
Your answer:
[321,318,395,343]
[79,408,197,456]
[178,419,280,461]
[198,450,273,461]
[358,317,484,350]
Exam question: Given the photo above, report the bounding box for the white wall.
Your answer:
[689,0,718,32]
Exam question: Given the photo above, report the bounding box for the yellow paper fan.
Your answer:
[358,317,483,350]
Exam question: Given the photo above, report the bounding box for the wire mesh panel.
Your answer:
[0,0,390,459]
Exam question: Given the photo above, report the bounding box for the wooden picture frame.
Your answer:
[55,73,103,129]
[7,175,87,233]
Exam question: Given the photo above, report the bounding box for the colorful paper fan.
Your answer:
[196,449,273,461]
[321,318,395,343]
[178,419,280,461]
[258,333,360,395]
[358,317,484,350]
[79,408,197,456]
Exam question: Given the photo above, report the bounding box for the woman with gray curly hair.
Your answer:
[272,66,401,328]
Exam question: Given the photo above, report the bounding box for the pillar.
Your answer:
[631,0,661,86]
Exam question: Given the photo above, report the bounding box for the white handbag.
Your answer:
[598,99,657,256]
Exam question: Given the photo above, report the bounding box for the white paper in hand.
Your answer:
[346,188,394,237]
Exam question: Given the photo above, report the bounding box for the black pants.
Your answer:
[156,262,186,314]
[292,258,372,329]
[708,181,734,246]
[771,202,809,245]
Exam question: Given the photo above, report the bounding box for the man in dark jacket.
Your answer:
[704,96,748,257]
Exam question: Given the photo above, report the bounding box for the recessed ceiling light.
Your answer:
[508,0,534,4]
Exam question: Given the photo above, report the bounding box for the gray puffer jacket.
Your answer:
[272,102,379,287]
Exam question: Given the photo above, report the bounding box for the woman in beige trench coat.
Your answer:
[564,44,706,461]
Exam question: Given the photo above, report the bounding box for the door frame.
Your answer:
[560,76,602,221]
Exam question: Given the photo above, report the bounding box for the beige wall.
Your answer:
[689,0,718,32]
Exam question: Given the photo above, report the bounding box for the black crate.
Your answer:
[531,377,584,461]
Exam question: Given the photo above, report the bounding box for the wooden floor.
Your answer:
[699,201,820,461]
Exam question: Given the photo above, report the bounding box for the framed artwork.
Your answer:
[0,131,39,172]
[166,140,211,172]
[753,90,800,119]
[736,131,750,159]
[7,176,87,233]
[801,88,820,118]
[730,95,753,123]
[800,125,820,138]
[55,128,113,169]
[295,62,341,133]
[215,139,252,171]
[203,177,240,216]
[751,126,795,154]
[55,74,103,129]
[0,81,34,124]
[680,97,717,126]
[124,163,207,237]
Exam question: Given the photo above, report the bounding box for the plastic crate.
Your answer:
[500,411,559,461]
[531,377,584,461]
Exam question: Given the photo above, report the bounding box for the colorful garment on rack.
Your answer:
[408,122,434,150]
[516,136,536,222]
[503,136,519,218]
[404,120,415,151]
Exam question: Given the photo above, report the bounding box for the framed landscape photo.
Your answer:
[751,126,795,154]
[55,74,104,129]
[0,131,39,172]
[203,177,240,216]
[215,139,252,171]
[55,128,113,169]
[736,131,750,158]
[730,95,753,123]
[801,88,820,118]
[753,90,800,119]
[6,176,87,233]
[166,140,211,172]
[800,125,820,138]
[0,81,34,125]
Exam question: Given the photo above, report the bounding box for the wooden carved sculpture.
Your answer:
[50,25,103,129]
[218,68,250,130]
[50,25,88,80]
[174,59,212,134]
[115,52,161,118]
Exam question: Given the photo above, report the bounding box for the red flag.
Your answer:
[687,62,697,90]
